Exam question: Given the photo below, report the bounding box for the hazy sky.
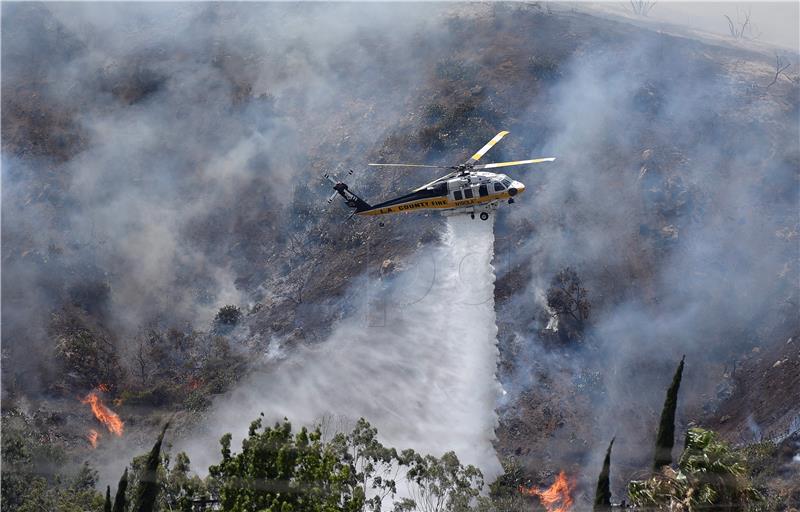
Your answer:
[584,1,799,50]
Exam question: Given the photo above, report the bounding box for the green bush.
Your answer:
[629,427,762,511]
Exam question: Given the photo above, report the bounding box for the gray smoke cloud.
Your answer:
[493,14,798,496]
[2,2,452,391]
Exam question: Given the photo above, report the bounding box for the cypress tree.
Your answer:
[104,485,112,512]
[653,355,685,471]
[133,422,170,512]
[593,437,614,510]
[112,467,128,512]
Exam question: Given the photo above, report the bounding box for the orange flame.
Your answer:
[188,377,203,391]
[87,429,100,448]
[82,391,124,436]
[520,471,575,512]
[97,383,110,392]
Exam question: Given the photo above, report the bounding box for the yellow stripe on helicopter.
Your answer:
[357,189,518,217]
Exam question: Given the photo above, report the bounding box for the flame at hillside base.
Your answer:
[82,391,124,436]
[520,471,575,512]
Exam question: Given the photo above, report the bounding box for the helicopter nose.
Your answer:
[508,182,525,196]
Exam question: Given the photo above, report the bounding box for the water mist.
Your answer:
[179,213,504,483]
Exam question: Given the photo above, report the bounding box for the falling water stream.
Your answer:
[177,213,503,485]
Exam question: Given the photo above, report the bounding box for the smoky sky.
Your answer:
[584,1,800,51]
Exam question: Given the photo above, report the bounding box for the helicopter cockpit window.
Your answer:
[428,182,448,196]
[501,178,512,187]
[494,182,505,192]
[453,190,463,201]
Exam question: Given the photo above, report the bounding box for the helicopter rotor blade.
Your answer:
[368,163,453,169]
[411,171,460,192]
[466,130,509,164]
[327,191,339,203]
[472,157,556,169]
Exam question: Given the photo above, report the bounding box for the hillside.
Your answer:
[2,2,799,511]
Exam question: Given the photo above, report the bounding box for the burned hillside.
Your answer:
[2,2,799,511]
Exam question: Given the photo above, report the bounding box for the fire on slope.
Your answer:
[82,390,124,437]
[520,471,575,512]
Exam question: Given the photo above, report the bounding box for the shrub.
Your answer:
[629,427,761,511]
[545,267,590,342]
[214,305,242,327]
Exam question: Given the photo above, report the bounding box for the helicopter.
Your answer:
[324,131,554,221]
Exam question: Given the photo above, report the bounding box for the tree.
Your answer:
[202,416,493,512]
[653,356,684,471]
[207,417,364,511]
[2,424,104,512]
[1,433,35,510]
[628,0,656,17]
[104,486,111,512]
[485,458,528,511]
[764,54,792,90]
[593,438,614,510]
[12,477,104,512]
[133,335,151,387]
[51,309,122,389]
[161,452,210,512]
[337,418,405,511]
[6,461,105,512]
[545,267,591,342]
[112,468,128,512]
[724,8,759,40]
[404,451,485,512]
[214,305,242,327]
[133,422,170,512]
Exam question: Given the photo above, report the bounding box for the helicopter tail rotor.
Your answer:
[322,169,372,213]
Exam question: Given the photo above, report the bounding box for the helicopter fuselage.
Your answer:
[356,171,525,217]
[325,130,553,220]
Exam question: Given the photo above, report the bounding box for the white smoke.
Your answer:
[179,213,503,483]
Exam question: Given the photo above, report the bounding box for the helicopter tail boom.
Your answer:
[324,172,372,213]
